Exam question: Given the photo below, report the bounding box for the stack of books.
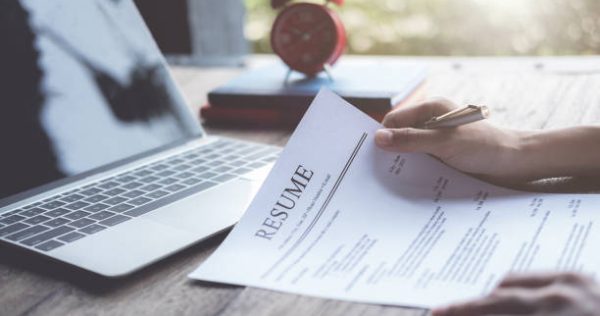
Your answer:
[200,59,427,127]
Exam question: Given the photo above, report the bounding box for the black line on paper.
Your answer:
[261,132,368,279]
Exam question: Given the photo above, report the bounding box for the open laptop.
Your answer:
[0,0,278,277]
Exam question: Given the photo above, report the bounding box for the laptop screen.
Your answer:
[0,0,202,200]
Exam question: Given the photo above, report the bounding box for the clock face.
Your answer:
[271,3,345,76]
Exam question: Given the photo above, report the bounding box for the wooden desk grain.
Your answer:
[2,56,600,316]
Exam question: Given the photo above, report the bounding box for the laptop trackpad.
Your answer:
[145,178,262,234]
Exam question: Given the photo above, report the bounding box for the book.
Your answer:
[201,82,425,127]
[206,59,427,112]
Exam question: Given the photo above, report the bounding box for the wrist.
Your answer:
[500,129,543,181]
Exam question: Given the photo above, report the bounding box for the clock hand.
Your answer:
[283,22,331,51]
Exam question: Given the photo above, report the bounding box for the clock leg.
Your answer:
[283,68,293,86]
[323,63,335,81]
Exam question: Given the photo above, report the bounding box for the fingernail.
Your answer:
[375,129,393,146]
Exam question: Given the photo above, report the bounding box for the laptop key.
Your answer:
[246,149,275,161]
[98,181,120,190]
[84,203,110,212]
[65,211,91,220]
[24,215,51,225]
[104,196,127,205]
[85,194,109,203]
[228,160,247,167]
[19,207,47,217]
[173,164,191,171]
[198,171,218,179]
[44,208,70,218]
[191,166,209,173]
[150,164,168,171]
[133,170,153,177]
[89,211,115,221]
[206,160,224,167]
[167,158,184,165]
[104,188,126,196]
[175,172,194,179]
[232,167,252,175]
[109,203,135,213]
[0,223,29,238]
[158,177,178,185]
[0,215,26,225]
[58,232,85,243]
[214,166,233,173]
[182,178,202,186]
[123,190,144,198]
[212,174,237,183]
[146,190,169,199]
[116,175,136,183]
[21,226,74,246]
[80,188,102,196]
[237,145,263,155]
[156,170,176,177]
[69,218,95,228]
[123,182,143,190]
[223,155,241,161]
[99,215,130,227]
[35,240,65,252]
[61,193,85,203]
[80,224,106,235]
[139,176,159,183]
[65,201,91,210]
[140,184,162,192]
[45,218,70,227]
[6,225,49,241]
[165,184,185,192]
[40,200,66,210]
[130,197,152,206]
[189,159,207,165]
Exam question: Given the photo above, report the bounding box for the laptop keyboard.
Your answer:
[0,138,280,252]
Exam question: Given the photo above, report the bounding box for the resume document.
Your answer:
[190,89,600,307]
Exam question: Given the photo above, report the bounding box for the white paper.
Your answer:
[190,89,600,308]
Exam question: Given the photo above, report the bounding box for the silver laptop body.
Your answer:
[0,0,276,277]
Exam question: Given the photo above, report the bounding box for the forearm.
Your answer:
[513,126,600,180]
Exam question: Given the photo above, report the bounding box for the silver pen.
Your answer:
[423,105,490,129]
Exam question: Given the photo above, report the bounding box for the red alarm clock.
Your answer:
[270,0,346,77]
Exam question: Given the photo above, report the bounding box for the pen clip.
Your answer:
[429,105,480,122]
[423,105,489,129]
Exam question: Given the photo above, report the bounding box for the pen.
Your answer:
[422,105,490,129]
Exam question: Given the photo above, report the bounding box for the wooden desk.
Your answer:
[2,56,600,316]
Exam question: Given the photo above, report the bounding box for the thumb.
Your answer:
[375,128,446,154]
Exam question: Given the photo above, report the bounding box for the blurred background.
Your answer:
[136,0,600,65]
[247,0,600,56]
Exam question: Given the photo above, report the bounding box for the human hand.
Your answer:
[432,272,600,316]
[375,98,527,183]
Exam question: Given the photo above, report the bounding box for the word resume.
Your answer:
[190,89,600,308]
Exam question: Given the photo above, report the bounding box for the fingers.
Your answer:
[432,289,537,316]
[374,127,448,154]
[499,272,592,289]
[382,97,456,128]
[433,272,596,316]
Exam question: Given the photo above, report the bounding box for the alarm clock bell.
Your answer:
[270,0,346,80]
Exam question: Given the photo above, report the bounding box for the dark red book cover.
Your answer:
[200,83,425,127]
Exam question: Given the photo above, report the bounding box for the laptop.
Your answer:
[0,0,278,276]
